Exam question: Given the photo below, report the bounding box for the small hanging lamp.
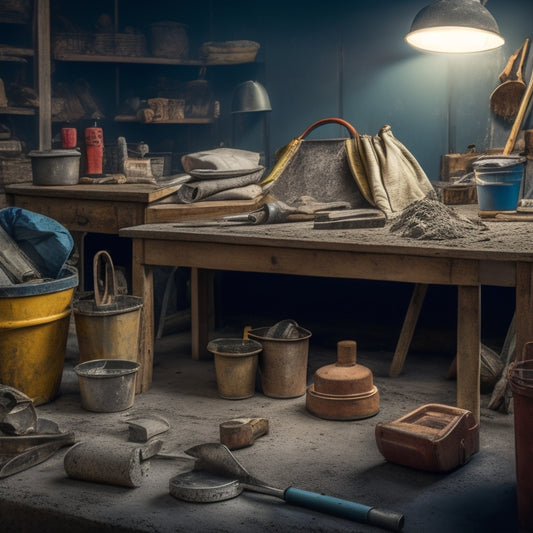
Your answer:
[231,81,271,113]
[405,0,504,54]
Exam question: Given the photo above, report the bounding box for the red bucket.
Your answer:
[508,356,533,531]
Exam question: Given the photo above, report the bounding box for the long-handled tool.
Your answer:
[183,443,404,532]
[490,39,530,122]
[504,61,533,155]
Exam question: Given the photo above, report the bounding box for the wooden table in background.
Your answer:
[6,182,264,392]
[6,182,264,233]
[120,205,533,422]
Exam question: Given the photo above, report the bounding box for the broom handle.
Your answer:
[504,67,533,155]
[516,38,530,84]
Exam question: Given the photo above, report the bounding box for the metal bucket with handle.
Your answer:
[73,250,143,364]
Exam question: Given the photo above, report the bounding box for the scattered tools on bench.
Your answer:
[80,174,127,184]
[179,442,404,531]
[313,208,386,229]
[171,197,355,227]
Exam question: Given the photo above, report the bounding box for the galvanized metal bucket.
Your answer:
[74,359,140,412]
[73,251,143,364]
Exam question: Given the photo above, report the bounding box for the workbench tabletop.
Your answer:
[6,182,181,203]
[120,204,533,263]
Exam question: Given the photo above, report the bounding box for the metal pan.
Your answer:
[169,470,242,503]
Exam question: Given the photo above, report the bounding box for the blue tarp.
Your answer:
[0,208,74,279]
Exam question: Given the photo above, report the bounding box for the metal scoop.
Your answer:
[185,442,404,532]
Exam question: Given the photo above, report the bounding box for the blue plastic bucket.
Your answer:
[473,155,526,211]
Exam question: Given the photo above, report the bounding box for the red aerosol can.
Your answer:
[85,124,103,175]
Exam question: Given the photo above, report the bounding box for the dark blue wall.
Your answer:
[204,1,526,346]
[208,0,533,179]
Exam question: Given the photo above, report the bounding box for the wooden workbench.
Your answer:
[120,205,533,422]
[5,182,266,392]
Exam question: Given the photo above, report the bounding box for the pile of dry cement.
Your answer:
[389,197,488,240]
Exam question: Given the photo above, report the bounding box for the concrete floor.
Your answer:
[0,319,522,533]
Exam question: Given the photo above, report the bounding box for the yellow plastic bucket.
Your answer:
[0,266,78,406]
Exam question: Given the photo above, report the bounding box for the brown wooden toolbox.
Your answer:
[375,403,479,473]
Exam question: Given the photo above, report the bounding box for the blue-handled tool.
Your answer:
[185,443,404,532]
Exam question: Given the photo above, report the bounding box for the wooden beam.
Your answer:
[456,285,481,422]
[131,239,154,392]
[389,283,429,377]
[36,0,51,150]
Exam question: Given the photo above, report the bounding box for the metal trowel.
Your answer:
[176,443,404,532]
[170,470,243,503]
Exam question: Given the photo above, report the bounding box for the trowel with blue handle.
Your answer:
[181,442,404,532]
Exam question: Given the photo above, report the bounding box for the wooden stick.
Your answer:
[504,67,533,155]
[389,283,428,377]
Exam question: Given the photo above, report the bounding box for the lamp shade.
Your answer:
[231,81,272,113]
[405,0,504,53]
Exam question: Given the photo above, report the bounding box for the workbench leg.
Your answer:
[191,268,214,360]
[515,262,533,362]
[71,231,86,289]
[131,239,154,393]
[456,285,481,422]
[389,283,428,377]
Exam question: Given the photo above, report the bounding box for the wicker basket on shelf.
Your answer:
[199,40,260,64]
[93,33,147,57]
[53,33,93,55]
[149,21,188,59]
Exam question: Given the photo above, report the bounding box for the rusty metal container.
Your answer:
[248,323,311,399]
[207,338,262,400]
[306,340,379,420]
[375,403,479,472]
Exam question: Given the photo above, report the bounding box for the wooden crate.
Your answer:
[433,181,478,205]
[0,157,32,185]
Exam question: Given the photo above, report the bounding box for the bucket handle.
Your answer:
[93,250,118,307]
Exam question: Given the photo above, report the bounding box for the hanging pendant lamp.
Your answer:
[405,0,504,53]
